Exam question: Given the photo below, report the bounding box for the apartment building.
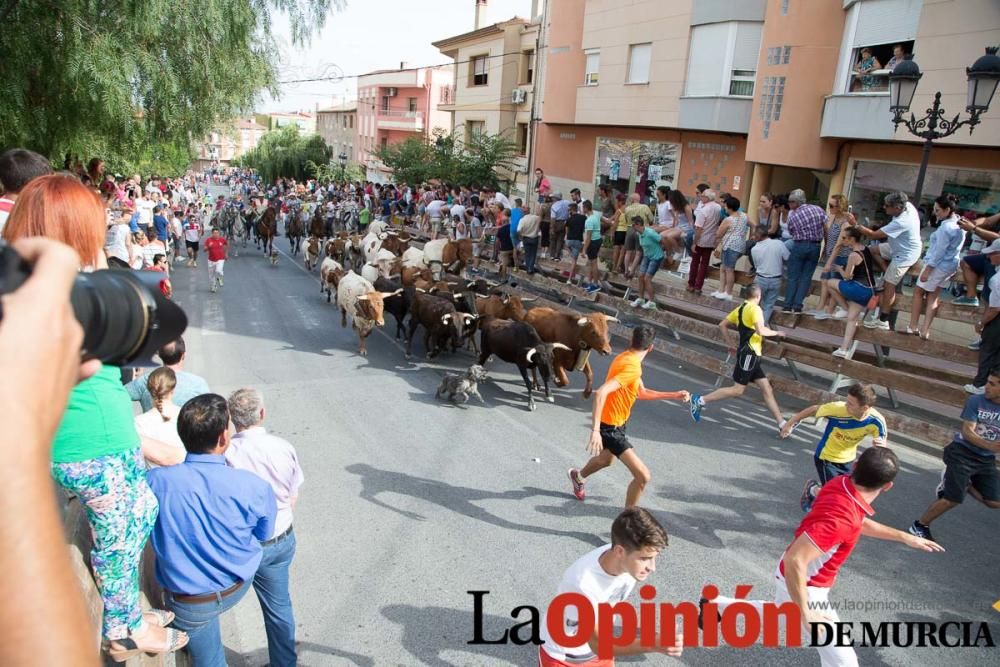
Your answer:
[433,0,541,198]
[192,117,267,171]
[533,0,1000,221]
[316,102,357,161]
[356,64,454,182]
[254,111,317,134]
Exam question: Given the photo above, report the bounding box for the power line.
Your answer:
[277,49,528,85]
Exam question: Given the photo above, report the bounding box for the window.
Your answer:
[584,49,600,86]
[685,22,762,97]
[349,115,354,129]
[342,115,347,129]
[626,43,652,84]
[516,123,529,156]
[380,137,388,151]
[781,0,789,14]
[470,55,488,86]
[840,0,921,93]
[758,76,785,138]
[381,96,389,112]
[466,120,485,139]
[782,46,791,64]
[521,50,535,84]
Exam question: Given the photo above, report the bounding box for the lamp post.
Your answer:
[888,47,1000,205]
[338,152,348,182]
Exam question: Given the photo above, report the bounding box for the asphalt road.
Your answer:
[170,197,999,666]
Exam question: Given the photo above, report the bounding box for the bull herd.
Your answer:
[305,224,620,411]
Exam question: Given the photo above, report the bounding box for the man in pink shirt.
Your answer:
[226,388,304,667]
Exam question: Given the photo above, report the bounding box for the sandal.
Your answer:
[107,627,188,663]
[144,609,175,627]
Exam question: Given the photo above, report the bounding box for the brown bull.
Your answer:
[380,233,411,256]
[441,238,474,272]
[523,307,618,398]
[401,265,433,287]
[475,293,537,322]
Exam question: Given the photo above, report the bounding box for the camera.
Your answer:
[0,243,187,366]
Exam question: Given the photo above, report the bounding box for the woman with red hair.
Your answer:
[2,174,188,661]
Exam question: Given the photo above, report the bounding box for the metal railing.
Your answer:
[377,110,425,119]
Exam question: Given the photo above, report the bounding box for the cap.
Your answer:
[983,239,1000,255]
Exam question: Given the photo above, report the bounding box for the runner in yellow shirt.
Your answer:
[568,325,689,508]
[780,383,887,512]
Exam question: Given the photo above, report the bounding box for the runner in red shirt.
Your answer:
[203,228,228,293]
[703,448,942,666]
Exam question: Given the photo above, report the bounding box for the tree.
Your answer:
[459,131,521,191]
[0,0,339,167]
[236,125,330,182]
[375,137,435,185]
[306,159,364,183]
[375,130,520,189]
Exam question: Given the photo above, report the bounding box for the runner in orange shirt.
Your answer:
[568,325,689,507]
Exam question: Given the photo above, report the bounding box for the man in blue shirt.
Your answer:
[910,368,1000,543]
[153,204,170,242]
[125,337,210,410]
[147,394,277,667]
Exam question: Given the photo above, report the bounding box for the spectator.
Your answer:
[853,47,882,91]
[885,43,908,70]
[813,195,856,317]
[0,148,53,234]
[143,226,168,269]
[539,194,552,259]
[955,210,1000,308]
[148,253,173,298]
[147,395,277,667]
[582,200,604,293]
[511,198,527,269]
[125,337,210,411]
[549,192,569,262]
[751,224,790,323]
[964,240,1000,394]
[784,189,827,313]
[907,194,965,339]
[518,209,542,274]
[629,216,664,310]
[856,192,922,331]
[828,227,884,357]
[493,207,514,281]
[104,210,135,269]
[610,194,628,273]
[657,188,693,260]
[1,174,187,659]
[712,196,749,301]
[563,202,586,286]
[687,188,722,295]
[133,367,185,462]
[226,389,304,667]
[622,193,653,278]
[533,167,551,205]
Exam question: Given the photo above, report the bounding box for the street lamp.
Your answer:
[338,152,348,182]
[889,47,1000,204]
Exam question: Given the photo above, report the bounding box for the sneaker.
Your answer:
[631,297,645,307]
[952,296,980,307]
[721,293,733,301]
[210,284,217,293]
[642,300,658,310]
[219,277,223,286]
[585,284,601,294]
[813,311,832,321]
[832,348,850,359]
[800,480,820,513]
[864,318,891,330]
[805,309,824,317]
[935,469,946,500]
[968,339,982,351]
[710,291,725,299]
[568,469,586,501]
[964,384,986,395]
[689,394,703,422]
[832,308,848,319]
[908,520,934,542]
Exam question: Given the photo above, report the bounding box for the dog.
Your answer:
[435,365,488,405]
[270,250,279,266]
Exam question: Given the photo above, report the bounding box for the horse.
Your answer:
[286,208,305,255]
[256,206,278,257]
[231,211,247,256]
[309,206,325,241]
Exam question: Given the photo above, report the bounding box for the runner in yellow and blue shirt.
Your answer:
[780,382,887,512]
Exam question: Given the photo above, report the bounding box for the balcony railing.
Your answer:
[376,110,425,132]
[847,69,890,94]
[377,110,424,118]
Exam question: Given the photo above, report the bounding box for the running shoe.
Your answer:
[689,394,703,422]
[908,520,934,542]
[935,468,946,500]
[219,276,224,286]
[964,384,986,395]
[585,284,601,294]
[800,480,820,513]
[968,339,982,351]
[568,469,586,501]
[642,300,658,310]
[952,296,980,307]
[832,307,848,319]
[864,318,891,330]
[631,297,645,307]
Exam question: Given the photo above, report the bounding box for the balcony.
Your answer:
[376,110,425,132]
[820,94,894,141]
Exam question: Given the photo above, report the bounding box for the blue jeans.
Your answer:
[168,579,254,667]
[522,237,540,273]
[254,531,298,667]
[785,241,821,310]
[756,275,782,323]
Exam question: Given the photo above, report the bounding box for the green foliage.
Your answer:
[375,130,521,188]
[236,125,330,182]
[0,0,339,168]
[306,159,364,183]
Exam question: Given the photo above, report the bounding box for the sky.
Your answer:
[260,0,533,112]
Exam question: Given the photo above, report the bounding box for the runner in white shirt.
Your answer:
[539,508,682,666]
[426,198,447,240]
[183,214,202,268]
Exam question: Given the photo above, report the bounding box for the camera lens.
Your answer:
[71,270,187,367]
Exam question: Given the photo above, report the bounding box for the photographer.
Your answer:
[2,174,188,660]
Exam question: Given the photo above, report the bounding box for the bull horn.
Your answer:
[415,287,427,293]
[577,317,588,326]
[552,343,572,351]
[357,294,370,301]
[521,297,538,302]
[441,314,452,323]
[486,280,500,287]
[525,348,537,363]
[462,314,475,324]
[605,316,620,323]
[501,294,510,304]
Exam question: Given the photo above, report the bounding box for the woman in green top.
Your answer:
[630,217,666,310]
[1,175,187,660]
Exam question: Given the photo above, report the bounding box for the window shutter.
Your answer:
[627,43,652,84]
[852,0,923,47]
[732,22,763,71]
[685,23,729,96]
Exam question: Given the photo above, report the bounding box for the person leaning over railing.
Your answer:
[2,173,188,661]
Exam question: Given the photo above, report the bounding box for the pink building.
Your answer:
[356,64,454,182]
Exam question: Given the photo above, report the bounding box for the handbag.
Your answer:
[857,249,883,311]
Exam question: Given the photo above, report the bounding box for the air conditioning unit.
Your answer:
[511,89,527,105]
[387,87,398,97]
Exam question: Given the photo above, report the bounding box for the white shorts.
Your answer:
[915,266,955,291]
[209,260,224,276]
[879,244,915,286]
